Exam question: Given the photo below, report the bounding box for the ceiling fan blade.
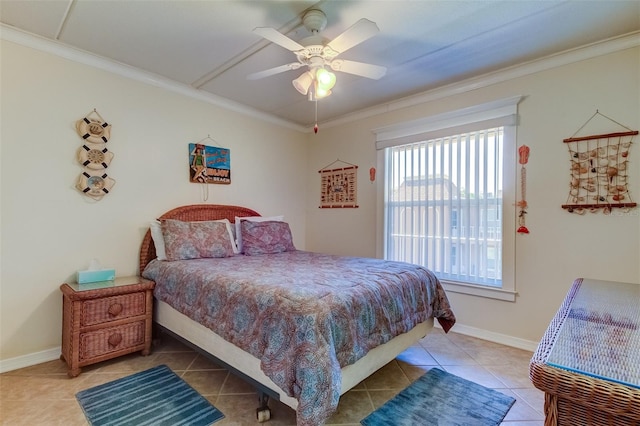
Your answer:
[247,63,302,80]
[330,59,386,80]
[326,18,379,54]
[253,27,305,52]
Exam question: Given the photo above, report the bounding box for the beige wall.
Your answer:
[0,40,308,361]
[2,36,639,366]
[305,46,640,345]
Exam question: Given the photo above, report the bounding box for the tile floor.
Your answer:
[1,328,544,425]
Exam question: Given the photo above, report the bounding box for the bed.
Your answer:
[139,204,455,426]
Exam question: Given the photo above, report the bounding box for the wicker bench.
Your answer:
[529,278,640,426]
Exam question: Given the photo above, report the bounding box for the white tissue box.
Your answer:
[77,269,116,284]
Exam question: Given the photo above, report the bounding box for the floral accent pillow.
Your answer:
[235,215,284,253]
[241,220,296,256]
[161,219,235,261]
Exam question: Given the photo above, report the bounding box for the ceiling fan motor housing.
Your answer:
[302,9,327,33]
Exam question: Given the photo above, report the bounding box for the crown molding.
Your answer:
[321,30,640,130]
[0,24,308,133]
[2,24,637,134]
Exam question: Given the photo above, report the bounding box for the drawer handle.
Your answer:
[108,333,122,347]
[108,303,123,317]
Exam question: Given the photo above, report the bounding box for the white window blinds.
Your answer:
[373,96,522,293]
[384,127,504,286]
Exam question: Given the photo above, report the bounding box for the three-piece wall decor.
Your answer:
[74,109,115,200]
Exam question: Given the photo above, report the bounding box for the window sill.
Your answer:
[440,280,517,302]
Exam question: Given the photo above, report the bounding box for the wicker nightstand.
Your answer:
[60,276,155,377]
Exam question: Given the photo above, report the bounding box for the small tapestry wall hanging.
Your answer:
[188,141,230,184]
[562,110,637,214]
[319,159,358,208]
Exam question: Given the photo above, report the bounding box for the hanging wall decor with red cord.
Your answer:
[517,145,530,234]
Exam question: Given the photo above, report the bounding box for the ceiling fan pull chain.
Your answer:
[314,100,319,134]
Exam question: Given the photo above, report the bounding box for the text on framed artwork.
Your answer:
[319,165,358,208]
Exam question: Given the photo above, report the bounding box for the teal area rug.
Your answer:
[361,368,515,426]
[76,364,224,426]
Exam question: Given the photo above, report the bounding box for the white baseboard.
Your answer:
[435,322,539,352]
[0,346,61,374]
[1,323,539,373]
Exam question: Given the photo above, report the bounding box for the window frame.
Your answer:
[373,96,522,302]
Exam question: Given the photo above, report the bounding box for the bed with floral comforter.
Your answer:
[143,250,455,425]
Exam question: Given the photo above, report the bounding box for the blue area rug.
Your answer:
[361,368,515,426]
[76,364,224,426]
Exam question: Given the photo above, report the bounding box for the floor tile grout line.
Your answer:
[0,329,545,424]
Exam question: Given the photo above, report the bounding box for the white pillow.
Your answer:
[150,220,167,261]
[235,215,284,253]
[151,218,239,260]
[216,218,239,254]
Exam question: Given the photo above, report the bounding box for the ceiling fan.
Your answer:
[248,9,387,100]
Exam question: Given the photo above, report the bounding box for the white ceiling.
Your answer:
[1,1,639,128]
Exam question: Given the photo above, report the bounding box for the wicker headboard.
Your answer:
[139,204,260,273]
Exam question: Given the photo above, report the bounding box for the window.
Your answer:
[374,97,521,301]
[385,127,504,286]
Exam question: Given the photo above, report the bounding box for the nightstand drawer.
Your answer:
[81,292,146,326]
[79,321,145,360]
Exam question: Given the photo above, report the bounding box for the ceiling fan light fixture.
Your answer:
[316,68,336,91]
[292,71,314,95]
[314,84,332,99]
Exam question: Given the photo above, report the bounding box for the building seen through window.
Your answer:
[384,127,503,287]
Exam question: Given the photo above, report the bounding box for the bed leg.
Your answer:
[256,392,271,423]
[151,323,163,347]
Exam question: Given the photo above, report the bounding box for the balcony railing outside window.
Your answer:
[384,128,504,288]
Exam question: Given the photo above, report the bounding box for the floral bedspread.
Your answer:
[143,250,455,426]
